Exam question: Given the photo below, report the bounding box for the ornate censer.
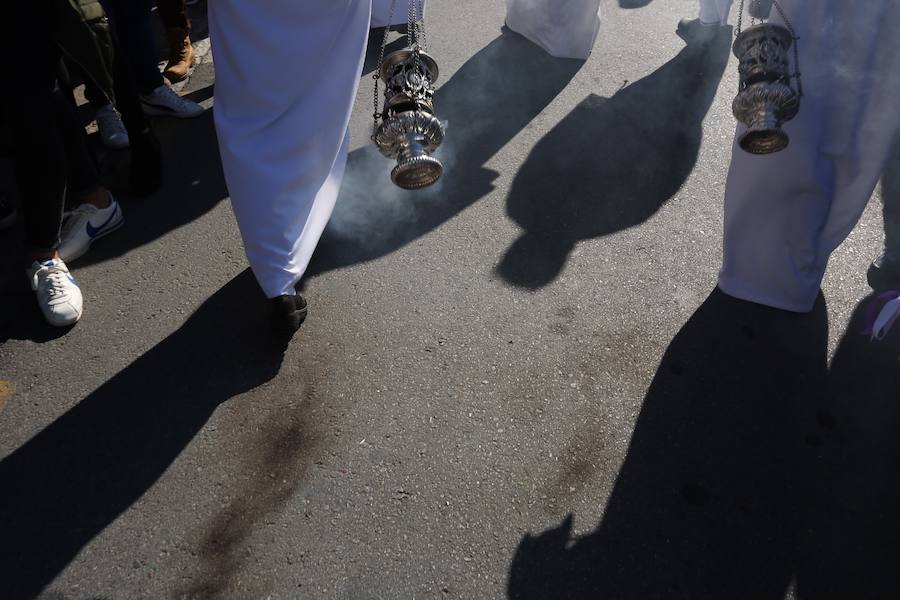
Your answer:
[372,0,445,189]
[732,0,802,154]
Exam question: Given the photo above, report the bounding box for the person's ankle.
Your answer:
[78,187,111,209]
[27,248,59,266]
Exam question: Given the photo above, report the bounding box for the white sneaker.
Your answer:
[95,104,130,149]
[27,258,84,327]
[58,195,124,263]
[140,84,204,118]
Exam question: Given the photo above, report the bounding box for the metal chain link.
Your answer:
[771,0,803,97]
[734,0,803,98]
[373,0,430,133]
[373,0,399,133]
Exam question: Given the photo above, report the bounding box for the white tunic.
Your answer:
[698,0,734,25]
[505,0,602,60]
[719,0,900,311]
[209,0,411,298]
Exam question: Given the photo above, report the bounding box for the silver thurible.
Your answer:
[732,0,802,154]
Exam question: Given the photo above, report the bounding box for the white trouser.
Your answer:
[698,0,733,25]
[209,1,413,299]
[719,0,900,311]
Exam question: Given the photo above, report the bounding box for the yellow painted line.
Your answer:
[0,380,13,415]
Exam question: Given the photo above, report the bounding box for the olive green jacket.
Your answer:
[55,0,116,100]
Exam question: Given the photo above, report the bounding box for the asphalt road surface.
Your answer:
[2,1,899,599]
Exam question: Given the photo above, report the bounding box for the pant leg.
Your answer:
[79,66,113,110]
[718,0,900,311]
[54,90,101,200]
[104,0,164,94]
[209,0,372,298]
[1,4,67,252]
[156,0,189,30]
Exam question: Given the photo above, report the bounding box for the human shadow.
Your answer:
[508,288,831,599]
[75,104,225,268]
[307,28,585,276]
[497,31,731,289]
[0,269,293,599]
[868,132,900,290]
[794,294,900,599]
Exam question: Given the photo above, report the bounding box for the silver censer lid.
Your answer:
[731,2,802,154]
[373,48,445,189]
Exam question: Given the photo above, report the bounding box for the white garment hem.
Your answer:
[717,279,818,313]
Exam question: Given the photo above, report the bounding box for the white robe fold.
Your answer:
[505,0,601,60]
[719,0,900,311]
[210,0,424,298]
[698,0,734,25]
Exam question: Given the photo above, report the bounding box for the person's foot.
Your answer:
[140,85,204,118]
[676,18,721,43]
[0,192,16,230]
[27,258,83,327]
[58,194,124,263]
[95,104,130,149]
[270,294,308,336]
[163,28,195,83]
[868,254,900,290]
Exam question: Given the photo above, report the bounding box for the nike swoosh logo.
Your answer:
[86,205,119,238]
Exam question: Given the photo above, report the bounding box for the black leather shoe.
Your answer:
[270,293,308,335]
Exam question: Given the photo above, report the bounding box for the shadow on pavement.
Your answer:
[506,289,900,599]
[76,103,224,269]
[0,101,224,343]
[307,27,585,277]
[497,31,731,289]
[0,269,294,599]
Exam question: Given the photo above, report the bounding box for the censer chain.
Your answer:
[373,0,399,135]
[734,0,802,98]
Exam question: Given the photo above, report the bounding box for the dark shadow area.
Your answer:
[497,31,731,288]
[507,289,900,599]
[0,101,224,343]
[618,0,655,7]
[794,294,900,599]
[363,26,411,76]
[76,105,225,268]
[0,269,293,599]
[868,132,900,290]
[508,288,829,599]
[307,27,585,277]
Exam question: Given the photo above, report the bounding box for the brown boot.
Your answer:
[163,28,194,83]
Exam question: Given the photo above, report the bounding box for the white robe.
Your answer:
[698,0,734,25]
[505,0,602,60]
[719,0,900,311]
[209,0,412,298]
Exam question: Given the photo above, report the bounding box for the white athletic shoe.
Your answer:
[140,84,204,118]
[95,104,130,149]
[27,258,84,327]
[58,195,124,263]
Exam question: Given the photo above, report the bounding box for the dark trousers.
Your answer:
[2,3,100,252]
[157,0,189,31]
[102,0,164,95]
